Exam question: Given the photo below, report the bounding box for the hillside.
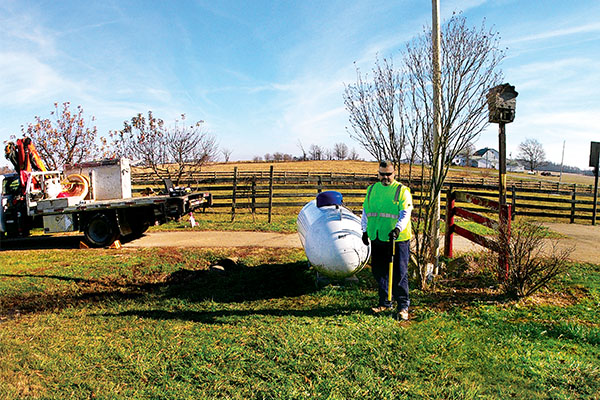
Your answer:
[152,160,595,187]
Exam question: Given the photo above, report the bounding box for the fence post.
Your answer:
[251,176,256,216]
[317,176,322,193]
[570,190,576,224]
[511,185,516,221]
[268,165,274,223]
[499,203,512,281]
[231,167,238,222]
[444,187,455,258]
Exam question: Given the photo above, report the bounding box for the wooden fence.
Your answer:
[131,168,600,224]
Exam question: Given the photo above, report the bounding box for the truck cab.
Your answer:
[0,173,31,237]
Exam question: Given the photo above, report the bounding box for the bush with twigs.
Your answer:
[497,221,573,298]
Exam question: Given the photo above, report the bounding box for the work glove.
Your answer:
[362,232,369,246]
[389,227,400,242]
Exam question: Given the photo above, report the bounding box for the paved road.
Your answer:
[3,223,597,264]
[122,223,600,264]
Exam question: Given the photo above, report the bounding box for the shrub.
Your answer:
[498,221,573,298]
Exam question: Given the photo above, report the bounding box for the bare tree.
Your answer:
[221,148,233,163]
[110,112,217,185]
[20,102,104,170]
[345,13,504,289]
[297,140,308,161]
[456,142,476,166]
[309,144,323,160]
[333,142,349,160]
[324,148,335,160]
[344,57,409,169]
[518,138,546,172]
[348,147,361,160]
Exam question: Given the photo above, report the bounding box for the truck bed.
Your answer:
[30,193,208,216]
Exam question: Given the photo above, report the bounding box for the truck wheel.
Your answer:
[84,213,119,247]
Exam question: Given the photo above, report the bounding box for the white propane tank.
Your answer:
[297,191,370,278]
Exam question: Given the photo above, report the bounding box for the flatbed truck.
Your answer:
[0,158,210,247]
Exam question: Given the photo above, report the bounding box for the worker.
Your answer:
[361,160,413,320]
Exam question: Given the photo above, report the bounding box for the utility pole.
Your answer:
[430,0,443,275]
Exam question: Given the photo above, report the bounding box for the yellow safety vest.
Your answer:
[363,180,412,242]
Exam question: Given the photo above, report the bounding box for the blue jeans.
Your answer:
[370,239,410,310]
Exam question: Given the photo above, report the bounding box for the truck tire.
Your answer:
[84,213,119,247]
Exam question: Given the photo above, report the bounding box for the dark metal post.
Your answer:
[231,167,238,222]
[251,176,256,216]
[570,190,576,224]
[593,165,599,226]
[268,165,274,223]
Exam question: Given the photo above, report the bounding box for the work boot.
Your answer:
[371,305,392,314]
[398,309,409,321]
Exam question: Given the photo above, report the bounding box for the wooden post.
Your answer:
[498,122,507,208]
[231,167,238,222]
[570,190,576,224]
[317,176,322,193]
[444,187,455,258]
[511,185,516,221]
[499,204,512,281]
[251,176,256,216]
[268,165,274,223]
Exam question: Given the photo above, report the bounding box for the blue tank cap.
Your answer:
[316,191,343,207]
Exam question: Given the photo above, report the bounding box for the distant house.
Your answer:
[469,157,496,169]
[469,147,499,169]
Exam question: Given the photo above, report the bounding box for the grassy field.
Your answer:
[166,159,596,187]
[1,246,599,399]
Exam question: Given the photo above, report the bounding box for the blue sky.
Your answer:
[1,0,599,169]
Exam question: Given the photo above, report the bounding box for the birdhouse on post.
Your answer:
[486,83,518,124]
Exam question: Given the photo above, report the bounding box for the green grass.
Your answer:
[153,210,566,239]
[1,247,599,399]
[152,211,298,233]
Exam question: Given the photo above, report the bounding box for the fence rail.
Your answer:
[131,169,599,224]
[132,170,595,193]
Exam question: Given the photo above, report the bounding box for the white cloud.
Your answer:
[506,22,600,45]
[0,52,72,105]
